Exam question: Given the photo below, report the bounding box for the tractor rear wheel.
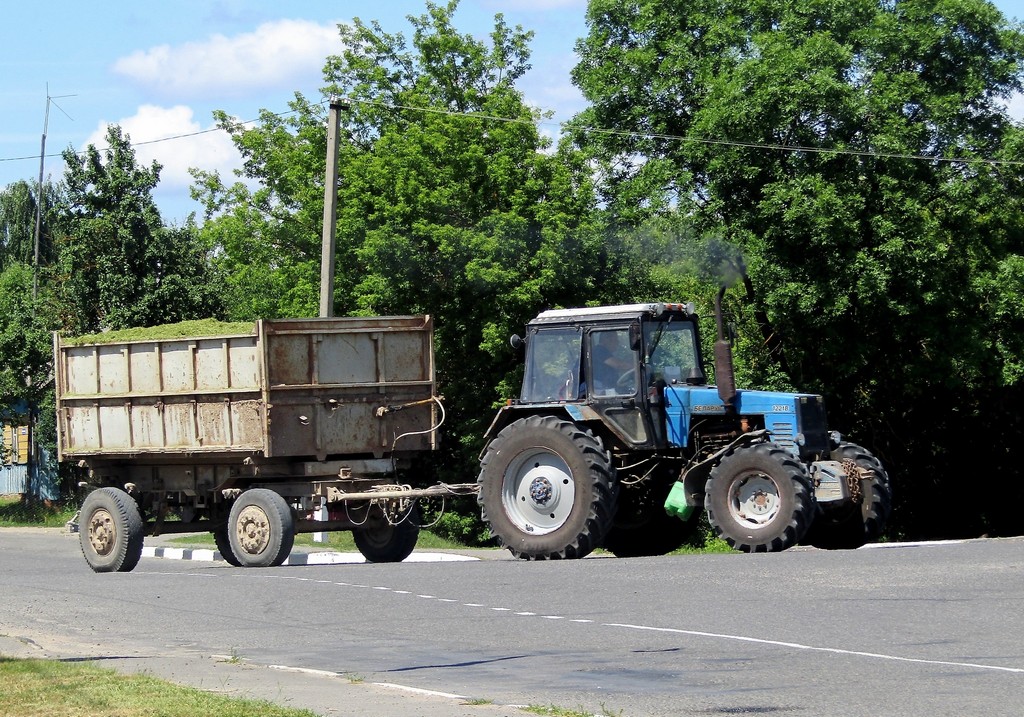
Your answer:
[804,442,892,550]
[705,442,814,552]
[478,415,617,559]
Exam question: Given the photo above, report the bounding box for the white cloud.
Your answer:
[83,105,241,190]
[112,19,340,99]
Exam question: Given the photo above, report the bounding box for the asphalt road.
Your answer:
[1,529,1023,716]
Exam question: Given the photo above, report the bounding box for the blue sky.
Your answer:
[1,0,1023,224]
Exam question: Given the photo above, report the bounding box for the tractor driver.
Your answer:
[592,330,634,394]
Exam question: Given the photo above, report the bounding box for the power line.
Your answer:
[2,94,1022,169]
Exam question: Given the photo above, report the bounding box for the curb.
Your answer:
[142,545,479,565]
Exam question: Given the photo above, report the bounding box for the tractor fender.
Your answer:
[479,403,606,460]
[678,429,770,506]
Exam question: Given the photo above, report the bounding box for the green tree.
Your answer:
[0,262,54,414]
[0,180,62,271]
[195,2,603,518]
[57,125,223,333]
[572,0,1024,538]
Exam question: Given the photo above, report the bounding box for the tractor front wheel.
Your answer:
[705,442,814,552]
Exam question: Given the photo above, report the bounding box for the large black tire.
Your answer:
[79,487,145,573]
[478,415,618,559]
[213,523,242,566]
[353,505,421,563]
[603,477,698,557]
[804,442,892,550]
[705,442,814,552]
[228,489,295,568]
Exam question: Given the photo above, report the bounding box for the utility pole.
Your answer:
[27,87,73,503]
[32,87,74,301]
[319,99,344,318]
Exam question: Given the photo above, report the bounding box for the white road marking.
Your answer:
[372,682,468,700]
[269,664,342,678]
[171,569,1024,678]
[603,622,1024,675]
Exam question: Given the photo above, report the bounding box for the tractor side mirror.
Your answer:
[509,334,524,350]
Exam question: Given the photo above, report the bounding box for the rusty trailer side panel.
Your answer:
[55,316,436,463]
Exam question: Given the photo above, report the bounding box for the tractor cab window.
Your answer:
[644,319,703,385]
[521,327,583,403]
[589,328,637,396]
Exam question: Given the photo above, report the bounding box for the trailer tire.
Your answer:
[79,487,145,573]
[705,442,814,552]
[228,489,295,568]
[478,415,617,560]
[804,442,892,550]
[353,505,420,563]
[213,524,242,566]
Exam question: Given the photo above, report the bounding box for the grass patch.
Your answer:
[61,319,255,346]
[669,535,735,555]
[0,656,319,717]
[0,495,77,528]
[527,705,622,717]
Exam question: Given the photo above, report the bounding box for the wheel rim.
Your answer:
[235,504,271,556]
[729,473,781,527]
[86,508,117,557]
[502,448,576,535]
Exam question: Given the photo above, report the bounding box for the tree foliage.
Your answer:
[0,263,53,411]
[572,0,1024,537]
[195,1,605,493]
[57,126,223,333]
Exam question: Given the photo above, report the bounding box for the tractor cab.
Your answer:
[510,303,706,450]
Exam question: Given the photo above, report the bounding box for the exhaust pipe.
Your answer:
[714,286,737,410]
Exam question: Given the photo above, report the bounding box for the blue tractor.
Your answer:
[477,289,892,559]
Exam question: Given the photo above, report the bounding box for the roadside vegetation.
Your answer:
[0,495,75,528]
[0,656,319,717]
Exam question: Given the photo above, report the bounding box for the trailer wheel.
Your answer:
[213,524,242,566]
[705,442,814,552]
[804,442,892,550]
[79,487,145,573]
[353,505,420,563]
[478,415,617,560]
[228,489,295,567]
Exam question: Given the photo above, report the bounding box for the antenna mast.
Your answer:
[32,85,75,300]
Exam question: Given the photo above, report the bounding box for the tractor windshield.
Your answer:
[520,327,583,402]
[644,319,703,385]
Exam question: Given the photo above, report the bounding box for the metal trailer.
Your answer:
[56,315,473,572]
